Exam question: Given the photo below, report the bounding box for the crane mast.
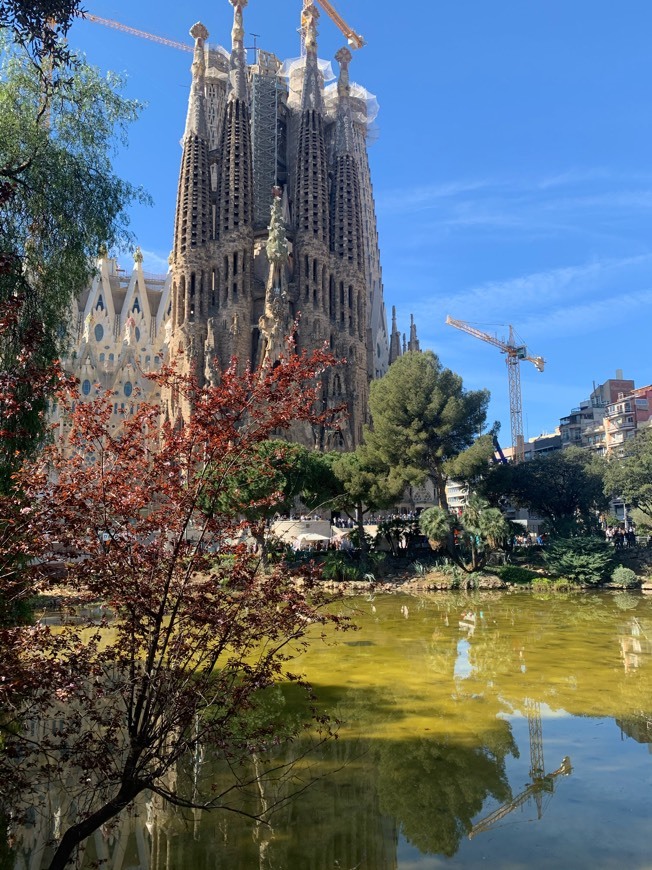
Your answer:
[445,316,544,464]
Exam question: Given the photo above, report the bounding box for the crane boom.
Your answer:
[445,315,544,463]
[85,14,193,53]
[302,0,365,51]
[314,0,365,48]
[468,756,571,839]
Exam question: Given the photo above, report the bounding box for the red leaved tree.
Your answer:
[0,345,348,870]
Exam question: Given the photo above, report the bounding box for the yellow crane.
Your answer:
[445,316,545,464]
[470,698,571,839]
[469,753,571,839]
[85,14,193,53]
[88,3,365,56]
[304,0,365,49]
[300,0,365,56]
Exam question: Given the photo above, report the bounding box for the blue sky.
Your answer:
[69,1,652,443]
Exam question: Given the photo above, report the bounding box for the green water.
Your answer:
[14,591,652,869]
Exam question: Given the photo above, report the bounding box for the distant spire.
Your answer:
[408,313,420,352]
[228,0,248,102]
[402,333,407,355]
[334,47,354,155]
[389,304,402,363]
[300,2,324,113]
[185,22,209,138]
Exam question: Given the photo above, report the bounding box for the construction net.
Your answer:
[279,55,335,108]
[323,80,379,126]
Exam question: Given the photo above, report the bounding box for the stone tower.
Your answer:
[168,0,390,446]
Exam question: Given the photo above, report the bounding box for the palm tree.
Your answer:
[420,496,510,573]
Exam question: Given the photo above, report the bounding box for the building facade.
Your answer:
[165,0,391,448]
[62,0,394,451]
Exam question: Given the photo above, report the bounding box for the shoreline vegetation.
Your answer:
[29,553,652,622]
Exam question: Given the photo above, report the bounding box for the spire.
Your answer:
[331,46,363,270]
[334,47,355,155]
[228,0,248,102]
[300,2,324,113]
[185,22,209,138]
[389,305,402,363]
[172,21,211,260]
[408,313,420,352]
[294,2,329,245]
[215,0,254,237]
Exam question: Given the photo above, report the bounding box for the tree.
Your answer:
[481,447,607,536]
[205,439,334,564]
[0,348,349,870]
[0,1,83,69]
[0,39,145,490]
[603,429,652,520]
[328,449,405,554]
[363,351,490,509]
[543,537,614,585]
[419,495,511,572]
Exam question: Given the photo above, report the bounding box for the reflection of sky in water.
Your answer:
[9,592,652,870]
[454,638,472,680]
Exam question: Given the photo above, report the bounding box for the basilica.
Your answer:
[60,0,418,447]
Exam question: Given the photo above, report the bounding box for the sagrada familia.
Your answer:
[60,0,420,448]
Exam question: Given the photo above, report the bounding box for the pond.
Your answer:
[10,591,652,869]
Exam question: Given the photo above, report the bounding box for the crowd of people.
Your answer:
[605,526,637,548]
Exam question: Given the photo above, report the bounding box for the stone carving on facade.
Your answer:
[124,314,136,346]
[82,312,93,343]
[259,188,291,367]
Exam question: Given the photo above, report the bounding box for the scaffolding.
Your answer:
[251,50,284,230]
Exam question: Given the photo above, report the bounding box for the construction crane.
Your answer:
[469,754,571,839]
[470,698,571,839]
[85,14,193,53]
[301,0,365,51]
[445,316,545,464]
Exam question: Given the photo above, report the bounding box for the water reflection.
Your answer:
[8,592,652,869]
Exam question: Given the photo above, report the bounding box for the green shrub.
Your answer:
[543,537,613,586]
[611,565,639,588]
[321,552,364,582]
[494,565,539,584]
[531,577,575,592]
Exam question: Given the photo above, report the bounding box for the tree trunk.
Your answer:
[48,783,142,870]
[432,470,449,511]
[355,501,368,556]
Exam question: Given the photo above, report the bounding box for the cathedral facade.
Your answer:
[61,0,417,449]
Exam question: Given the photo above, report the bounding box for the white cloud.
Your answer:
[407,254,652,328]
[139,249,171,274]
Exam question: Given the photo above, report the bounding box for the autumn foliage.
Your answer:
[0,346,347,870]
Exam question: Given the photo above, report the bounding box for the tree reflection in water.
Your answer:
[7,591,652,869]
